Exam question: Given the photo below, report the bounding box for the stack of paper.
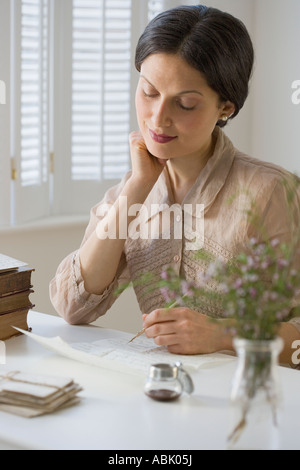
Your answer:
[0,371,82,418]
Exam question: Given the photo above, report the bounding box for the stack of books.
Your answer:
[0,254,35,341]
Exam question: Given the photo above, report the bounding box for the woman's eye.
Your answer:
[177,100,196,111]
[143,90,158,98]
[178,103,196,111]
[142,89,196,110]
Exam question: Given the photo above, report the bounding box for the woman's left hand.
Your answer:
[142,307,233,355]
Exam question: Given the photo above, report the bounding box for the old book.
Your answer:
[0,308,30,341]
[0,267,34,297]
[0,289,34,315]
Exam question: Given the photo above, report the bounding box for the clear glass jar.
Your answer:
[227,337,283,450]
[144,362,194,402]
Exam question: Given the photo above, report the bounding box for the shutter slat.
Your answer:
[19,0,49,187]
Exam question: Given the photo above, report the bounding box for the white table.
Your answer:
[0,311,299,451]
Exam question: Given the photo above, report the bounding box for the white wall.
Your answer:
[0,220,142,334]
[197,0,300,172]
[200,0,255,155]
[251,0,300,173]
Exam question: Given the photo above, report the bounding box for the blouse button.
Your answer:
[173,255,180,263]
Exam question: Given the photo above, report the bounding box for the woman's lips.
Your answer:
[149,129,177,144]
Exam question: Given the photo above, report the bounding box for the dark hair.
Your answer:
[135,5,254,127]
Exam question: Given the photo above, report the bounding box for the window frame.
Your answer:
[11,0,52,225]
[0,0,169,228]
[0,0,11,227]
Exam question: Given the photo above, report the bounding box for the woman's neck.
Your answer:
[166,134,216,204]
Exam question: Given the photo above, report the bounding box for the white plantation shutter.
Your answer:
[72,0,131,181]
[53,0,134,214]
[11,0,51,224]
[72,1,103,182]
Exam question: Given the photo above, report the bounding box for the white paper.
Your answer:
[14,328,234,376]
[0,254,27,272]
[0,372,73,398]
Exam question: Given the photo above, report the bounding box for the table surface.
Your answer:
[0,311,299,450]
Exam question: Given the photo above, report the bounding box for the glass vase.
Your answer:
[227,337,283,450]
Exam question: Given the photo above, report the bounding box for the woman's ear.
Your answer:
[219,100,236,121]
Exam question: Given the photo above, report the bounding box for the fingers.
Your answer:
[129,130,143,142]
[143,308,179,328]
[143,308,227,355]
[143,308,209,355]
[129,131,168,168]
[143,308,187,346]
[129,131,147,152]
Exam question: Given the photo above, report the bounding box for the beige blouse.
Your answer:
[49,128,300,333]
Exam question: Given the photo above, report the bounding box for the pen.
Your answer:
[128,295,187,344]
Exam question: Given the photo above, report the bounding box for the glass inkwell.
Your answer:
[144,362,194,401]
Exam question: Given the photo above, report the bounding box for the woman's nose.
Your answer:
[152,100,172,128]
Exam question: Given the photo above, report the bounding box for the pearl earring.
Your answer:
[221,115,228,122]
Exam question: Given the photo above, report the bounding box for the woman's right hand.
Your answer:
[129,131,167,187]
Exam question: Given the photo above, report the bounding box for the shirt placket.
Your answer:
[171,210,183,274]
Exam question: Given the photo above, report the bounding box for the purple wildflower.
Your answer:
[249,287,257,299]
[234,278,243,289]
[180,280,194,298]
[270,238,280,248]
[277,258,289,268]
[160,287,171,303]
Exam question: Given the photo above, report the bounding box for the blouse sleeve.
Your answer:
[255,175,300,335]
[49,173,131,325]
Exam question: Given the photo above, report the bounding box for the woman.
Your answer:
[50,5,300,365]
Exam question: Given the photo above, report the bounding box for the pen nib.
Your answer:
[128,328,145,344]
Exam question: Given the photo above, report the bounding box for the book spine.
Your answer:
[0,270,34,297]
[0,303,35,316]
[0,308,30,341]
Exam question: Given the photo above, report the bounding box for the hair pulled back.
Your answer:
[135,5,254,127]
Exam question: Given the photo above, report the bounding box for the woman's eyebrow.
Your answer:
[140,75,203,96]
[140,75,157,89]
[177,90,203,96]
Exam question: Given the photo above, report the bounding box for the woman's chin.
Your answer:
[149,149,171,164]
